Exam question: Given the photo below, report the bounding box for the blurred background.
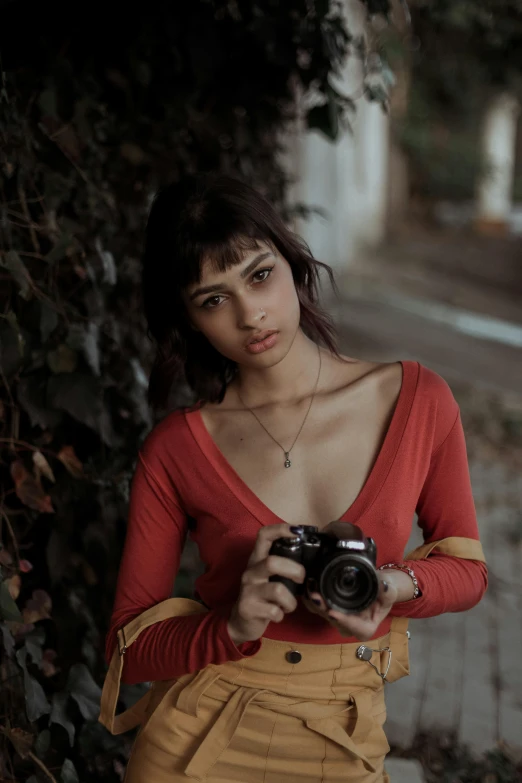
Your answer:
[0,1,521,781]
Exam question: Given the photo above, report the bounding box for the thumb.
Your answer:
[378,574,398,608]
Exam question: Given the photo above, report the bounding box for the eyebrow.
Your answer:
[188,252,273,301]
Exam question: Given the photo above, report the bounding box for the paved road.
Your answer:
[328,280,522,397]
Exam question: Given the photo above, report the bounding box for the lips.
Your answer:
[246,330,278,347]
[245,330,279,354]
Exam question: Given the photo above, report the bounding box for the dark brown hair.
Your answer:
[141,173,340,410]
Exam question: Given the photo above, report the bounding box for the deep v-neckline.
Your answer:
[184,360,418,527]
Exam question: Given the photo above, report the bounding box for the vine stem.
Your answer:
[27,752,58,783]
[1,506,20,566]
[17,185,41,255]
[0,438,58,459]
[0,726,58,782]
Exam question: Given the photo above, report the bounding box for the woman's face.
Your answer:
[184,241,301,368]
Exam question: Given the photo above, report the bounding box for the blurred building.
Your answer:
[285,1,521,272]
[285,0,391,272]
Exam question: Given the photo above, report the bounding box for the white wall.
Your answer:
[476,92,520,231]
[284,0,390,272]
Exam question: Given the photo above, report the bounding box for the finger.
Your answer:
[301,593,327,618]
[326,609,378,639]
[377,575,398,609]
[307,591,328,613]
[248,524,301,567]
[245,555,305,585]
[261,581,299,614]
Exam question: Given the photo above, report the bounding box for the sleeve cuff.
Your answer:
[214,606,262,659]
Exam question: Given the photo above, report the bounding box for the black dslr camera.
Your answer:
[269,522,379,614]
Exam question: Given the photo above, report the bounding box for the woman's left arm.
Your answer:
[390,409,488,619]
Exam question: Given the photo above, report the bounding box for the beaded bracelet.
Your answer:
[378,563,420,600]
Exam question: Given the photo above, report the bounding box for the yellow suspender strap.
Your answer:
[405,536,486,563]
[389,536,486,636]
[98,598,207,734]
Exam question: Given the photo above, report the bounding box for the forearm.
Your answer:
[389,554,488,619]
[107,607,260,685]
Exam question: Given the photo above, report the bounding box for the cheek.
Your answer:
[195,315,229,347]
[191,309,239,357]
[273,272,300,317]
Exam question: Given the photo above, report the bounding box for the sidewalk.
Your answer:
[326,228,522,761]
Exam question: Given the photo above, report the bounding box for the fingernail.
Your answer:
[311,598,321,606]
[290,526,304,534]
[383,581,389,592]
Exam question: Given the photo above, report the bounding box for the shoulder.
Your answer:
[414,362,460,448]
[415,363,458,410]
[138,407,193,473]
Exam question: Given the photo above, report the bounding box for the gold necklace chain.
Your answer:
[237,345,322,469]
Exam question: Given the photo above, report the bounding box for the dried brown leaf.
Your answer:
[23,589,52,624]
[6,574,21,600]
[57,445,84,478]
[10,459,54,513]
[33,451,56,483]
[3,726,33,759]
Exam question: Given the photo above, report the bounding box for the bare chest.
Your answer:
[199,364,403,529]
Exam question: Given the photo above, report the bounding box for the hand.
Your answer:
[227,523,306,646]
[302,571,398,642]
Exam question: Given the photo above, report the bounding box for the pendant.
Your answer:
[284,453,292,468]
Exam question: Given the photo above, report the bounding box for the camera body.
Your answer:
[269,522,379,614]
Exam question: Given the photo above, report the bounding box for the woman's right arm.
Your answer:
[106,452,305,684]
[105,451,262,684]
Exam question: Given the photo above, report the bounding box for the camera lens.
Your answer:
[339,567,359,591]
[321,557,378,612]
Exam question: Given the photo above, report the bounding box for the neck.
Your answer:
[233,330,322,408]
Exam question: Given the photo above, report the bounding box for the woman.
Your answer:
[100,174,487,782]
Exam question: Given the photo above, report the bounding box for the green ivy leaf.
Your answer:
[15,647,51,722]
[0,579,22,621]
[25,626,45,666]
[47,373,116,446]
[67,662,102,721]
[0,323,24,378]
[17,376,63,430]
[45,233,78,264]
[40,302,60,342]
[38,86,58,118]
[1,251,32,299]
[66,323,101,376]
[1,622,16,657]
[34,729,51,758]
[50,691,75,747]
[47,344,78,374]
[60,758,79,783]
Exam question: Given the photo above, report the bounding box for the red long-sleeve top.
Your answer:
[106,360,488,684]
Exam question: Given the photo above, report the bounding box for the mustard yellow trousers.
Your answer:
[122,623,409,783]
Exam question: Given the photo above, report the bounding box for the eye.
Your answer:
[201,295,225,309]
[252,266,274,283]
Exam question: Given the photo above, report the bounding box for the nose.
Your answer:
[236,300,266,330]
